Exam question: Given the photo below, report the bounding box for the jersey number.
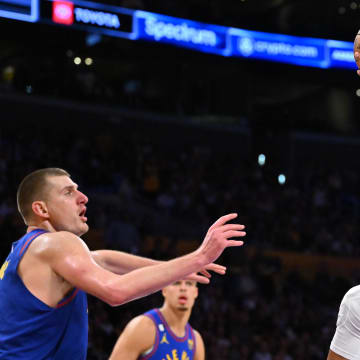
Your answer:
[0,260,10,280]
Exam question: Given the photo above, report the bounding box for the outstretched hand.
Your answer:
[354,32,360,75]
[197,213,246,266]
[186,263,227,284]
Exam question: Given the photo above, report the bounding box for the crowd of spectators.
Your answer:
[0,43,250,122]
[0,117,359,258]
[0,112,359,358]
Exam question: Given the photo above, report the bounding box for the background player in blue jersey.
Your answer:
[110,279,204,360]
[0,168,246,359]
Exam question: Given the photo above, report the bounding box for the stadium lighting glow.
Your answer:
[258,154,266,166]
[278,174,286,185]
[85,57,93,65]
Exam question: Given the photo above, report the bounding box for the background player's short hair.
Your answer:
[17,168,70,223]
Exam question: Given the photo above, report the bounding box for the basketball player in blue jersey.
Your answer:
[0,168,246,359]
[109,279,204,360]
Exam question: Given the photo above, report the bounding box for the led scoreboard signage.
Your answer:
[0,0,356,70]
[0,0,38,22]
[132,11,356,70]
[41,0,134,39]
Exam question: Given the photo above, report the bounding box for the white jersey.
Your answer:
[330,285,360,360]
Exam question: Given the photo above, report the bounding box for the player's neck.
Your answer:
[27,220,57,233]
[159,305,190,337]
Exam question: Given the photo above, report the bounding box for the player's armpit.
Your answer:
[327,349,349,360]
[109,315,156,360]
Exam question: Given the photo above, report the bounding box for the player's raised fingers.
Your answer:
[226,240,245,247]
[206,263,226,272]
[208,213,238,230]
[200,270,211,278]
[205,264,226,275]
[192,274,210,284]
[224,230,246,238]
[211,268,225,275]
[218,224,245,232]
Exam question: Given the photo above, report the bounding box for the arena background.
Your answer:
[1,0,360,359]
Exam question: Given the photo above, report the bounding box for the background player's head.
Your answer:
[162,280,198,313]
[17,168,89,236]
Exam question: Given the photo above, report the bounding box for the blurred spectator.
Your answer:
[105,210,140,253]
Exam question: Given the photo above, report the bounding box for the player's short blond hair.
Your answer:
[17,168,70,223]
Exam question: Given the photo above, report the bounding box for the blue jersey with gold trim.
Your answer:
[139,308,196,360]
[0,229,88,359]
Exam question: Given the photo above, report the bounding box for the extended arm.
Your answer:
[91,250,160,274]
[91,249,227,282]
[109,315,155,360]
[327,350,348,360]
[43,214,245,306]
[328,286,360,360]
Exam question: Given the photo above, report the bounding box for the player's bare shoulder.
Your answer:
[18,230,86,279]
[194,328,204,345]
[125,314,156,340]
[193,328,205,360]
[16,231,86,307]
[109,315,156,360]
[28,231,89,259]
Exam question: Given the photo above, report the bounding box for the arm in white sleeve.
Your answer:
[330,285,360,360]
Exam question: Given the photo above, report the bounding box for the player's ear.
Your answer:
[32,201,50,219]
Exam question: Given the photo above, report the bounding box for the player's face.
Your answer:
[44,175,89,236]
[162,280,198,312]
